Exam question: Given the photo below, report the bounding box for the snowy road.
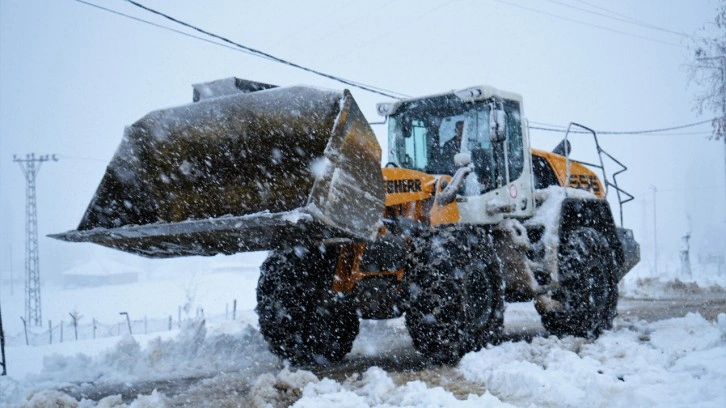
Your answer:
[618,296,726,322]
[312,295,726,386]
[50,295,726,407]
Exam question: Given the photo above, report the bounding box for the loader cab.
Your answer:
[379,87,534,222]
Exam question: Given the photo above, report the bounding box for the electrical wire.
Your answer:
[75,0,407,98]
[328,0,459,64]
[546,0,696,40]
[494,0,685,48]
[303,0,400,50]
[56,155,109,163]
[121,0,407,99]
[73,0,716,138]
[74,0,259,58]
[267,0,358,49]
[572,0,644,22]
[633,185,725,196]
[529,118,715,135]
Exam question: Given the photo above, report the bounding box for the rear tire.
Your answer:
[256,246,359,365]
[539,227,618,338]
[405,226,504,364]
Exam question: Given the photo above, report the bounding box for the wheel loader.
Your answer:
[52,77,640,365]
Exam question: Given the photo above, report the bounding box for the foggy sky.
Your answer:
[0,0,724,281]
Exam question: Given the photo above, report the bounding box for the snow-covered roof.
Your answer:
[376,85,524,117]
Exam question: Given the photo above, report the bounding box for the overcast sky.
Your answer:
[1,0,724,281]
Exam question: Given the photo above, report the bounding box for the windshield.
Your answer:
[388,95,523,187]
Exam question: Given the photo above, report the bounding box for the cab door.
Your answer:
[456,101,534,224]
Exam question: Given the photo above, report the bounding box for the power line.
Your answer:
[120,0,407,99]
[546,0,696,40]
[529,118,715,135]
[656,185,724,193]
[74,0,257,58]
[572,0,708,44]
[72,0,718,138]
[633,185,725,196]
[329,0,459,64]
[267,0,358,49]
[56,155,109,163]
[75,0,407,98]
[494,0,685,48]
[302,0,400,52]
[573,0,647,22]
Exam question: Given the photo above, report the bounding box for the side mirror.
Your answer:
[552,139,571,156]
[489,109,507,143]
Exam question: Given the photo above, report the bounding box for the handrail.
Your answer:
[562,122,634,227]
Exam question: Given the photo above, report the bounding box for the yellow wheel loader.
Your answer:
[53,77,639,365]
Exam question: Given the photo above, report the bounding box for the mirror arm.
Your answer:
[437,166,472,206]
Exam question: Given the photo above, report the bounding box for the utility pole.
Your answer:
[1,296,6,375]
[650,185,658,276]
[721,57,725,219]
[13,153,57,327]
[696,55,726,233]
[7,246,12,296]
[0,146,3,375]
[722,56,725,234]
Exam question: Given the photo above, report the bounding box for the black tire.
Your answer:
[405,226,504,364]
[256,246,359,365]
[540,227,618,338]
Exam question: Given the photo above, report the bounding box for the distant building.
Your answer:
[62,260,139,287]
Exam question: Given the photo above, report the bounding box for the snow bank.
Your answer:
[2,237,724,407]
[459,313,726,408]
[287,367,513,408]
[1,320,278,406]
[622,275,726,299]
[259,312,725,408]
[4,311,724,407]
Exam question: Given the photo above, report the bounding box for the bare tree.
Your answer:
[69,310,83,341]
[689,2,726,140]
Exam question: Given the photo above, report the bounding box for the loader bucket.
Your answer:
[51,86,385,258]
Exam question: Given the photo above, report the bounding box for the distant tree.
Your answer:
[689,1,726,140]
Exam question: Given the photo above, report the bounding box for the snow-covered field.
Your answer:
[1,253,725,407]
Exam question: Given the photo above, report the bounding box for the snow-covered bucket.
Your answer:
[51,86,385,258]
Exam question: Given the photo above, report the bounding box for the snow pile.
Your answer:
[40,321,275,382]
[622,276,726,299]
[260,367,510,408]
[255,313,726,407]
[3,311,725,407]
[2,244,724,406]
[459,313,726,408]
[1,321,279,406]
[21,389,166,408]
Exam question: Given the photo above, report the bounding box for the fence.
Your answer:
[10,300,239,347]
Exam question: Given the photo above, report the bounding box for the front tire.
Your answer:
[539,227,618,338]
[256,246,359,365]
[405,226,504,364]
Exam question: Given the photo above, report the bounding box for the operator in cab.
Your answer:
[437,120,464,175]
